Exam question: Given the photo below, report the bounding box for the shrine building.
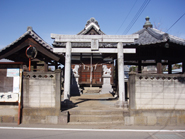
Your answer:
[0,17,185,125]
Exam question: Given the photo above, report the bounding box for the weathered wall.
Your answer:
[125,110,185,126]
[0,105,18,123]
[22,70,66,124]
[129,73,185,110]
[23,72,58,108]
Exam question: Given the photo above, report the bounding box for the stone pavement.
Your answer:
[69,93,120,110]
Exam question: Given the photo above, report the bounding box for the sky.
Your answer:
[0,0,185,50]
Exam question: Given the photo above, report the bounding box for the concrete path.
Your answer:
[69,93,121,110]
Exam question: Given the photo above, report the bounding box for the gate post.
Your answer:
[63,42,71,100]
[115,42,127,108]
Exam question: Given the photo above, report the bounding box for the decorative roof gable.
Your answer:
[77,17,105,35]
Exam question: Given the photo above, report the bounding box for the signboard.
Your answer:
[0,68,21,102]
[6,68,20,93]
[13,76,20,93]
[7,68,20,77]
[0,93,19,102]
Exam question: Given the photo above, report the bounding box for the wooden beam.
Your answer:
[0,40,29,59]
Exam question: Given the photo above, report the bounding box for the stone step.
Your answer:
[69,110,124,115]
[83,87,100,93]
[69,115,124,123]
[68,121,124,125]
[68,110,127,123]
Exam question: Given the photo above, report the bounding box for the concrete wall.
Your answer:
[0,105,18,123]
[22,70,67,124]
[23,71,60,108]
[129,73,185,110]
[125,110,185,126]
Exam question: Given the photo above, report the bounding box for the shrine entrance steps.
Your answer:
[83,87,100,93]
[67,93,127,124]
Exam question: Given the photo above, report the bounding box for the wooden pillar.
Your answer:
[33,62,37,72]
[182,61,185,74]
[168,62,172,74]
[44,61,48,72]
[157,60,162,74]
[138,60,142,73]
[156,47,162,74]
[55,61,58,70]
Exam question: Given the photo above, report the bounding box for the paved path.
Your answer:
[70,93,121,110]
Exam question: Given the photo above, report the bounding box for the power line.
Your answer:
[166,13,185,32]
[116,0,137,34]
[123,0,150,34]
[123,0,151,34]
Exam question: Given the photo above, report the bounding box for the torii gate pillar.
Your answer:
[63,42,71,100]
[116,42,125,107]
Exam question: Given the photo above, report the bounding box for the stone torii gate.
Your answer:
[51,34,139,107]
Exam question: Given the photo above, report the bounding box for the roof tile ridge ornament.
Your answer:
[162,33,169,41]
[143,16,153,28]
[85,17,100,28]
[77,17,105,35]
[27,26,33,31]
[85,17,100,31]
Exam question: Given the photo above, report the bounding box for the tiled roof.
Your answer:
[0,27,53,53]
[132,25,185,46]
[132,28,166,45]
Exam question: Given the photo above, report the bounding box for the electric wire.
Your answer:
[123,0,150,34]
[123,0,151,35]
[116,0,137,34]
[166,13,185,32]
